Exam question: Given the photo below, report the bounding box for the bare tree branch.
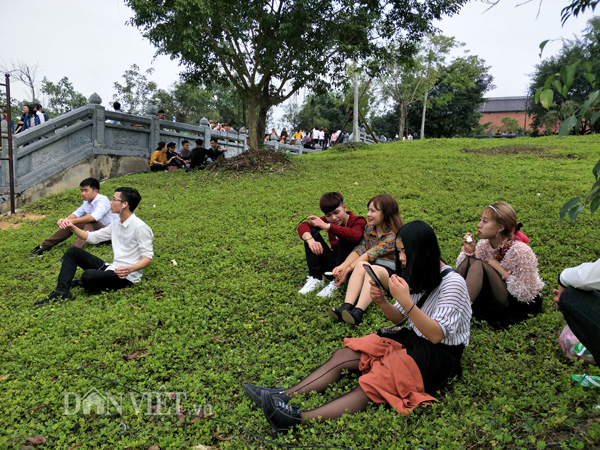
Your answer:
[0,60,41,101]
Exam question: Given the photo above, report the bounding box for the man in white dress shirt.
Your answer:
[35,187,154,307]
[28,178,119,257]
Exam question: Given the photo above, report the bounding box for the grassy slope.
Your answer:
[1,136,600,449]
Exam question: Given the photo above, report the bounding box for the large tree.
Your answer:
[126,0,466,149]
[528,16,600,135]
[372,53,492,138]
[377,35,457,139]
[41,77,87,117]
[113,64,158,115]
[295,92,350,132]
[291,69,373,132]
[406,54,493,138]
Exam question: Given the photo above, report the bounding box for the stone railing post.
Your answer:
[146,105,159,156]
[200,117,211,147]
[88,93,104,149]
[239,127,248,152]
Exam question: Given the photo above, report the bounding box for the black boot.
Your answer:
[34,290,72,308]
[261,390,301,436]
[342,307,364,325]
[242,383,290,409]
[327,302,354,322]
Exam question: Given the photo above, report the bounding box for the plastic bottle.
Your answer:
[571,374,600,388]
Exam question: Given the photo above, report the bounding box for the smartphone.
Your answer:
[363,264,384,290]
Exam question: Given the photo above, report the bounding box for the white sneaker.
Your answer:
[298,276,324,294]
[316,281,338,298]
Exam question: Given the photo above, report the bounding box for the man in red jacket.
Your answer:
[297,192,366,297]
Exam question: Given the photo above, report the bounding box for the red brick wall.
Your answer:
[480,111,535,132]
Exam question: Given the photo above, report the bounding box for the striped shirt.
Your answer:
[393,266,471,346]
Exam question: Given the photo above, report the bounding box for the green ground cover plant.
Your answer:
[1,136,600,449]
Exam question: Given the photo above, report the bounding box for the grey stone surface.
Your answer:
[88,92,102,104]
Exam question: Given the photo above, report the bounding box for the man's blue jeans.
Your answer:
[558,287,600,363]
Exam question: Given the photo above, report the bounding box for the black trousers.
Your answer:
[304,228,356,279]
[558,287,600,363]
[56,247,133,294]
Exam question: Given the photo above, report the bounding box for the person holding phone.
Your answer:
[328,194,403,325]
[243,221,471,436]
[363,264,385,290]
[297,192,366,297]
[456,202,544,327]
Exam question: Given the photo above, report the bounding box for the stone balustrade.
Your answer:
[0,93,383,213]
[0,94,248,212]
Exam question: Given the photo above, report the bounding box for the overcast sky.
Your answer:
[2,0,597,122]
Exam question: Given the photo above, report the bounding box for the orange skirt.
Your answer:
[344,333,436,415]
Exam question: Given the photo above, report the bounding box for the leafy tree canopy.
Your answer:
[408,54,493,138]
[529,16,600,135]
[113,64,158,115]
[126,0,467,149]
[377,34,462,138]
[373,48,492,138]
[295,92,350,132]
[41,77,87,117]
[290,68,373,132]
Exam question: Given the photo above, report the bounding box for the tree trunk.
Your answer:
[398,102,406,139]
[353,60,359,142]
[247,96,260,150]
[257,104,268,147]
[420,90,428,139]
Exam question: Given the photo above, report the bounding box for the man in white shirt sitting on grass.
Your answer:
[34,187,154,307]
[28,178,119,258]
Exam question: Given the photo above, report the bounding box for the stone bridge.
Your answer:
[0,93,379,214]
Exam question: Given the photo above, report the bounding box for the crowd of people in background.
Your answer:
[0,97,424,152]
[265,127,351,150]
[149,138,226,172]
[4,103,49,135]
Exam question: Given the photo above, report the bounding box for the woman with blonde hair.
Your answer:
[456,202,544,327]
[329,194,403,326]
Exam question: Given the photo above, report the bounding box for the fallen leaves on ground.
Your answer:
[24,436,47,446]
[24,404,47,414]
[123,338,154,360]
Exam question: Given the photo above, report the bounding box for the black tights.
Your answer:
[285,347,370,422]
[456,256,509,309]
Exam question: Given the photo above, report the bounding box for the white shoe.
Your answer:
[298,276,324,295]
[316,281,338,298]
